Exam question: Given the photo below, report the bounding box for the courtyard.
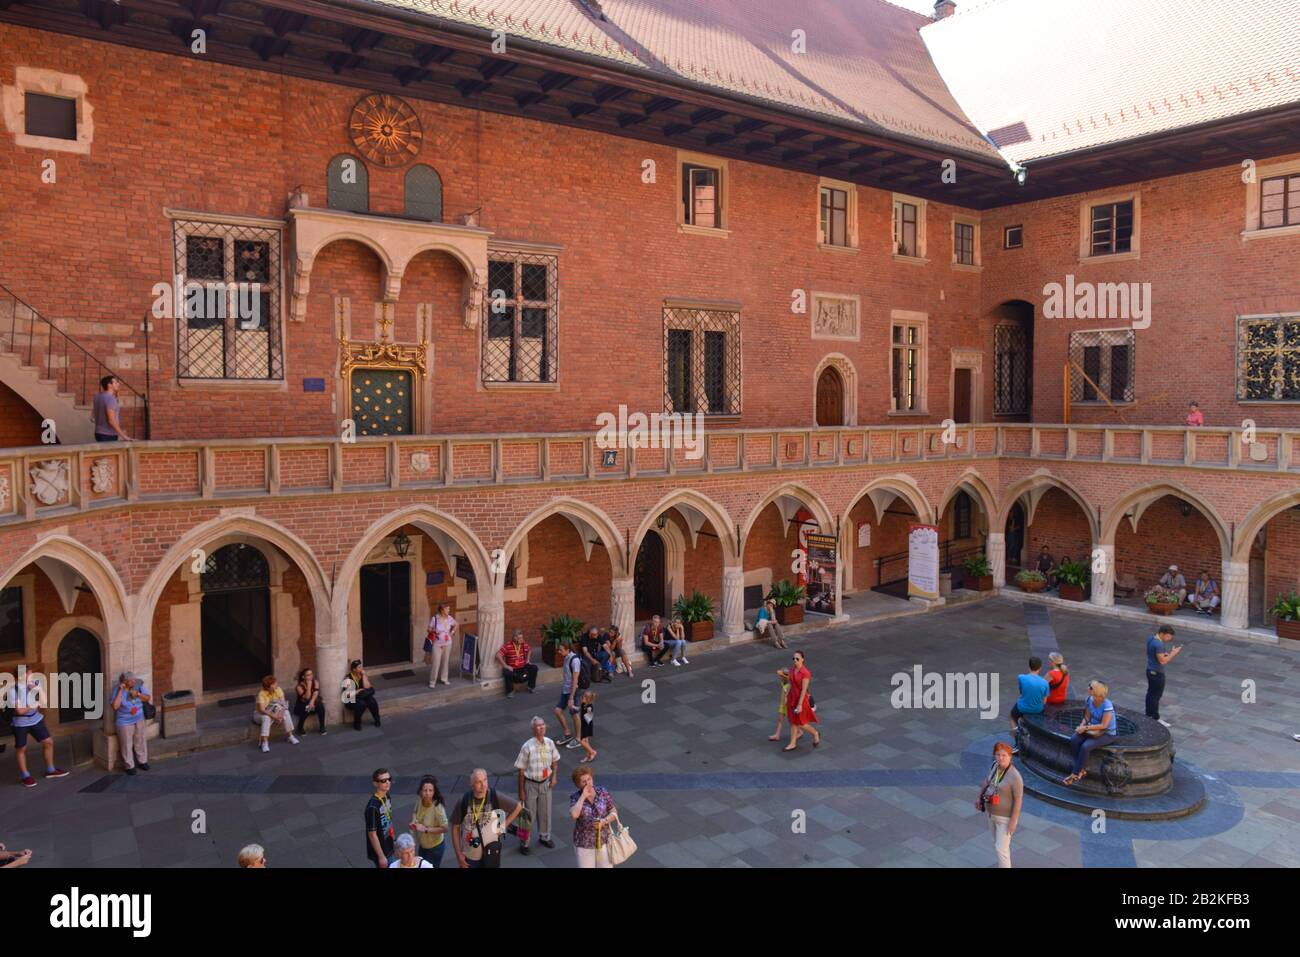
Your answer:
[4,597,1298,869]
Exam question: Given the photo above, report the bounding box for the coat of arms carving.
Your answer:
[91,458,115,494]
[410,452,431,473]
[29,459,69,506]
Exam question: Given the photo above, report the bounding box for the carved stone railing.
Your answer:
[0,424,1295,527]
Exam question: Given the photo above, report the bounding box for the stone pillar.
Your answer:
[1090,543,1115,607]
[721,566,745,639]
[611,578,635,644]
[318,617,348,726]
[1221,559,1249,630]
[986,532,1006,587]
[475,582,506,682]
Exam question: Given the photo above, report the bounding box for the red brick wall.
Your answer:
[980,159,1300,427]
[846,496,917,590]
[1026,488,1093,569]
[1114,496,1223,591]
[1264,509,1300,608]
[677,510,724,610]
[150,569,187,695]
[281,562,317,671]
[0,382,43,448]
[504,514,613,642]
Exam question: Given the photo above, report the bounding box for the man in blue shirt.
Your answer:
[1145,624,1182,727]
[1008,657,1050,754]
[5,672,70,788]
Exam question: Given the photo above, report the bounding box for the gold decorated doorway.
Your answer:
[341,338,425,436]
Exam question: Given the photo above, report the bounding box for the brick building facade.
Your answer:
[0,0,1297,762]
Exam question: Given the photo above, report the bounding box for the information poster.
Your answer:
[460,631,477,678]
[907,524,940,600]
[804,532,838,614]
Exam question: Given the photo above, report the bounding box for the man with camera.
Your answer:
[451,768,523,869]
[5,671,69,788]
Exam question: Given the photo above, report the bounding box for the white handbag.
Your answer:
[604,813,637,866]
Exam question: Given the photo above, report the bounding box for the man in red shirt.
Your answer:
[497,629,538,698]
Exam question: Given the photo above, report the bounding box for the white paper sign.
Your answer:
[857,523,871,548]
[908,524,940,600]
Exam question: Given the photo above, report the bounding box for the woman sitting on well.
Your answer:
[1064,680,1117,786]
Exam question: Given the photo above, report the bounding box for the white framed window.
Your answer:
[483,246,559,385]
[1077,191,1140,261]
[678,151,729,234]
[892,195,927,261]
[1,67,94,154]
[1069,328,1135,404]
[818,178,858,249]
[1003,224,1023,249]
[952,216,981,269]
[1243,158,1300,241]
[172,216,284,381]
[889,310,928,413]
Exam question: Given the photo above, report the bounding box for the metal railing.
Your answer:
[0,282,150,439]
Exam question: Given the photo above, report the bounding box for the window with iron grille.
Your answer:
[482,249,558,384]
[1003,224,1023,249]
[891,321,924,411]
[200,543,270,593]
[682,163,722,228]
[1237,315,1300,401]
[1090,201,1133,255]
[662,307,741,415]
[993,323,1030,415]
[0,585,23,656]
[172,218,283,381]
[820,186,848,246]
[954,221,975,265]
[1069,329,1135,403]
[894,200,919,256]
[1260,175,1300,229]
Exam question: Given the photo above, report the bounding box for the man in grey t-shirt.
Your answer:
[93,375,130,442]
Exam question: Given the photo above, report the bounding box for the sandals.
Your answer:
[782,744,798,752]
[767,734,782,741]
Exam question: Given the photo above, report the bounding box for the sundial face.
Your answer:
[348,93,423,167]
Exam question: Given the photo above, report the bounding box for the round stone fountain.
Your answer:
[1015,700,1206,820]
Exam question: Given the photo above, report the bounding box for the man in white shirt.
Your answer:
[514,716,560,855]
[1157,565,1187,605]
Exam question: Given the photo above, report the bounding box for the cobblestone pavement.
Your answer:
[4,598,1298,868]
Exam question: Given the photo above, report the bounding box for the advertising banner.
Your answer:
[908,524,940,600]
[805,532,838,614]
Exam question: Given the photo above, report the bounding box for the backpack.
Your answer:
[576,656,592,691]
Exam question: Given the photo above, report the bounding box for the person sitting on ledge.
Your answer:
[1045,652,1070,707]
[1036,548,1057,590]
[342,659,381,731]
[581,626,614,682]
[1063,680,1118,786]
[1008,656,1049,754]
[1158,565,1188,605]
[1191,570,1220,615]
[605,625,633,678]
[640,615,669,667]
[497,628,539,699]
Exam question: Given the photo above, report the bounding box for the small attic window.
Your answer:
[24,92,77,140]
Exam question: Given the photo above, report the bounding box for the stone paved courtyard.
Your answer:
[4,598,1299,868]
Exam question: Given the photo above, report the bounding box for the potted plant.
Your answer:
[962,554,994,591]
[1271,592,1300,641]
[767,579,806,625]
[1144,586,1181,616]
[540,613,584,668]
[1055,559,1089,602]
[1014,569,1047,593]
[672,590,716,642]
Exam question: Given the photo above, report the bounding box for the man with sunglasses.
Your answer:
[365,767,396,868]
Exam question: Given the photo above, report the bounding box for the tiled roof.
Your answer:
[921,0,1300,165]
[361,0,1004,158]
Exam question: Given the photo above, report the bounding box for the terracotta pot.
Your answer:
[971,574,994,592]
[1146,601,1178,616]
[542,644,565,668]
[1017,579,1046,593]
[1278,618,1300,641]
[777,604,803,625]
[685,620,713,642]
[1059,583,1085,602]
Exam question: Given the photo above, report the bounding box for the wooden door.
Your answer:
[954,367,973,423]
[816,367,844,426]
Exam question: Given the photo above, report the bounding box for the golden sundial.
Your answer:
[348,93,423,167]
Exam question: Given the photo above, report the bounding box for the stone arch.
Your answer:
[812,353,858,426]
[299,232,397,303]
[936,470,998,527]
[740,482,835,545]
[0,535,129,640]
[1233,489,1300,563]
[1100,482,1230,554]
[845,474,934,527]
[630,489,739,569]
[501,497,626,579]
[38,614,106,669]
[139,514,331,633]
[996,472,1101,543]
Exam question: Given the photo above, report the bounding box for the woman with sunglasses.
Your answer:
[784,650,821,751]
[293,667,327,735]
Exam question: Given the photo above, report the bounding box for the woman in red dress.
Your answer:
[784,650,821,751]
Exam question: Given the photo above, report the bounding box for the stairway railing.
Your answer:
[0,282,150,440]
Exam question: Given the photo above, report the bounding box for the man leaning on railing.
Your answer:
[93,375,132,442]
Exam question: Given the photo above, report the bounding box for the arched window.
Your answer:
[327,154,368,213]
[404,164,443,221]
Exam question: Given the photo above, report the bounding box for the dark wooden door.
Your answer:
[816,367,844,426]
[954,367,973,423]
[634,531,666,619]
[57,629,100,723]
[361,561,411,665]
